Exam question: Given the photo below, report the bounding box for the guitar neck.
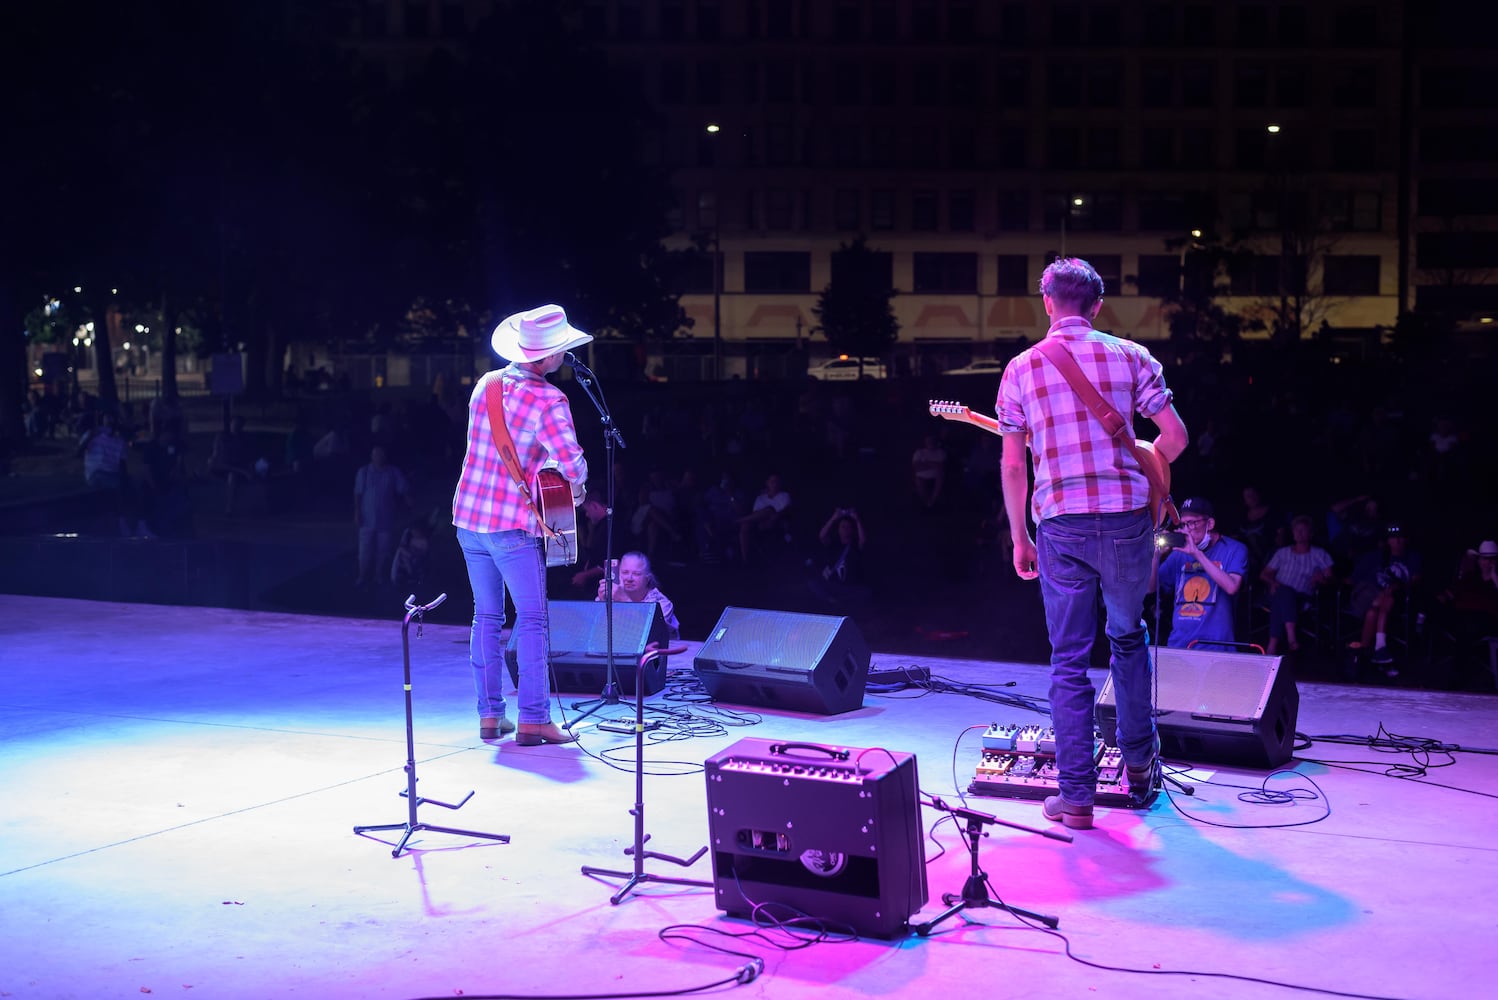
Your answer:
[928,401,1002,436]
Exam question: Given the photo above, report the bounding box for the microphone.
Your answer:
[564,352,593,376]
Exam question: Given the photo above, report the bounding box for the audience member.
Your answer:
[569,492,614,595]
[814,506,868,587]
[737,472,792,564]
[208,416,255,516]
[1436,540,1498,664]
[696,470,747,563]
[1150,497,1248,651]
[1348,523,1424,673]
[1237,485,1288,577]
[77,412,142,537]
[596,550,681,639]
[912,432,947,509]
[353,445,411,588]
[1259,514,1336,654]
[390,522,432,591]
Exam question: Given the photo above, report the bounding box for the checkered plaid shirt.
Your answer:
[996,320,1173,522]
[451,366,588,534]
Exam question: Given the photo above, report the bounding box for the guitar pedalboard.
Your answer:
[968,723,1153,808]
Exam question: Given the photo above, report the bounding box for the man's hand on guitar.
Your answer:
[1013,536,1039,581]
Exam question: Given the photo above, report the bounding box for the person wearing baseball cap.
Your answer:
[453,304,593,748]
[1150,496,1249,652]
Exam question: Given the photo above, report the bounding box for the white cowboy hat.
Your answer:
[490,304,593,362]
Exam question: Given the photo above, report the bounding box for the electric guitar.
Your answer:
[534,468,579,567]
[927,399,1176,529]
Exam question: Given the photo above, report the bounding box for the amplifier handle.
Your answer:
[768,742,850,761]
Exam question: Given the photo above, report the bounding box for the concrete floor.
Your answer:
[2,594,1493,1000]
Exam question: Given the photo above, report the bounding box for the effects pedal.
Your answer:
[969,730,1149,808]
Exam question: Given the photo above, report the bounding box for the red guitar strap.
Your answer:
[1035,337,1174,527]
[483,375,557,539]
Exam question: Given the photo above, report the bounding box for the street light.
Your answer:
[704,123,722,380]
[1059,195,1084,258]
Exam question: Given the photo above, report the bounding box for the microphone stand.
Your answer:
[564,353,627,730]
[353,593,510,857]
[914,794,1064,936]
[580,643,711,904]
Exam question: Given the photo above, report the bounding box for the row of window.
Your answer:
[672,123,1391,174]
[648,56,1387,113]
[684,249,1386,297]
[577,0,1384,49]
[683,188,1384,238]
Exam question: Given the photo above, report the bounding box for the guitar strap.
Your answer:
[483,374,558,540]
[1034,337,1175,527]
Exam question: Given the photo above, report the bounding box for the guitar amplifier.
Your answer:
[704,737,927,938]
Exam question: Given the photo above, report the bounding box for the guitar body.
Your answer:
[534,468,579,567]
[928,399,1175,527]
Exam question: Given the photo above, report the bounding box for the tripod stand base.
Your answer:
[914,873,1059,935]
[580,863,712,906]
[354,821,510,858]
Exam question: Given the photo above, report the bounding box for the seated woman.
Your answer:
[596,550,681,640]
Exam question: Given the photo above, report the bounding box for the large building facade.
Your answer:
[349,0,1494,377]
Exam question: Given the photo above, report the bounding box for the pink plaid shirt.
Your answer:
[996,319,1173,522]
[451,366,588,534]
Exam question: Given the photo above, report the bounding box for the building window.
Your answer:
[439,2,465,37]
[1275,64,1309,108]
[764,189,796,230]
[913,252,979,293]
[1088,255,1123,295]
[995,126,1027,169]
[765,0,793,38]
[1048,63,1083,108]
[1181,62,1216,108]
[996,255,1030,295]
[1143,3,1176,44]
[403,1,429,37]
[1182,3,1216,44]
[1277,3,1307,44]
[1048,127,1082,168]
[831,250,894,288]
[1234,127,1271,170]
[765,123,794,166]
[998,2,1029,43]
[1088,129,1121,169]
[1234,62,1270,108]
[913,0,940,41]
[1141,127,1175,169]
[1331,129,1377,170]
[1138,191,1213,232]
[912,191,940,232]
[831,125,862,167]
[1086,62,1123,108]
[696,0,721,40]
[949,126,977,168]
[1333,3,1379,45]
[869,125,897,167]
[871,0,897,40]
[1331,65,1377,108]
[834,189,861,230]
[949,190,976,232]
[915,63,943,107]
[1140,62,1172,107]
[950,60,981,108]
[834,61,862,106]
[743,251,811,292]
[911,124,941,168]
[995,60,1028,107]
[696,190,718,232]
[697,61,722,105]
[1323,255,1381,296]
[1230,253,1306,295]
[618,0,643,39]
[660,0,686,39]
[766,61,795,104]
[834,0,860,38]
[1238,5,1271,44]
[660,61,687,105]
[950,0,977,39]
[1136,255,1180,297]
[871,190,896,230]
[871,60,897,106]
[996,190,1030,231]
[1180,127,1215,169]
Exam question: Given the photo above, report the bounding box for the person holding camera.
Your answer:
[816,506,867,586]
[1149,497,1248,652]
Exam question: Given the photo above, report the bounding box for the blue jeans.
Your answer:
[457,527,552,724]
[1037,509,1157,806]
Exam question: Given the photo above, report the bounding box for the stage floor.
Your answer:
[2,595,1493,1000]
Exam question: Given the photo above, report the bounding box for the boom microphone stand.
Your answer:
[565,352,627,730]
[353,593,509,857]
[580,643,711,904]
[914,795,1065,936]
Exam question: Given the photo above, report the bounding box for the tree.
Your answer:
[813,237,899,371]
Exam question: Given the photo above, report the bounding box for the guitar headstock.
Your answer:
[928,399,971,421]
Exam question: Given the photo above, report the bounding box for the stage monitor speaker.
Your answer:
[1096,646,1299,769]
[704,737,927,939]
[505,600,670,696]
[693,607,870,715]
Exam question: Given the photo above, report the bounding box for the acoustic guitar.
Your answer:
[927,399,1175,529]
[534,468,579,567]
